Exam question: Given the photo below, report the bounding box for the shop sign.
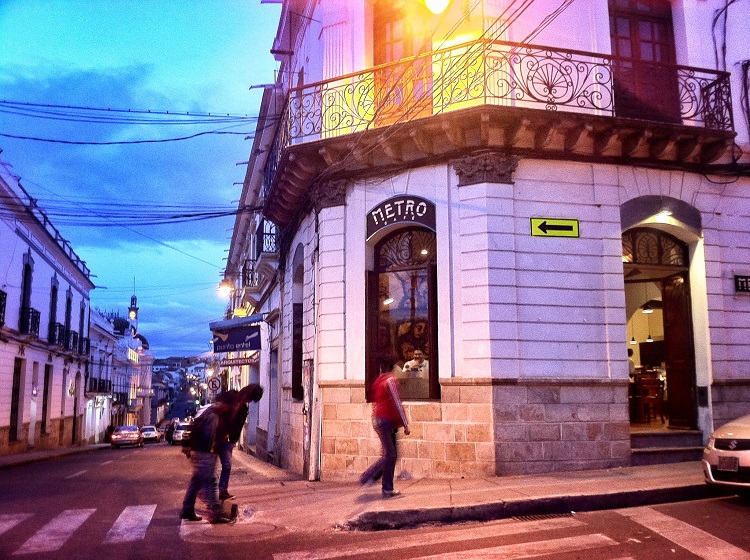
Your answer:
[366,195,436,239]
[736,275,750,293]
[212,324,261,353]
[219,357,257,367]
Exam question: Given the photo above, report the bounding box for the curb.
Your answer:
[344,483,724,531]
[0,444,108,470]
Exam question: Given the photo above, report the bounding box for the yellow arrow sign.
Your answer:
[530,218,579,238]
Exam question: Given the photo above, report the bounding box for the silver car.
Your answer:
[172,422,193,446]
[702,413,750,491]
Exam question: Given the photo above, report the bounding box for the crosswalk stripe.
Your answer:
[617,506,750,560]
[0,514,33,537]
[412,533,618,559]
[104,505,157,544]
[13,508,95,555]
[273,516,585,560]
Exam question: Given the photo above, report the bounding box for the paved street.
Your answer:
[2,444,750,559]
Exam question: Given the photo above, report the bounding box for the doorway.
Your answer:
[623,228,697,430]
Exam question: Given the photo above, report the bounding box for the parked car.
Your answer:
[140,425,160,443]
[110,425,144,448]
[172,422,193,446]
[703,414,750,492]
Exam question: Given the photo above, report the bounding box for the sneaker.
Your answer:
[382,489,401,498]
[179,511,202,522]
[360,477,376,488]
[219,491,235,500]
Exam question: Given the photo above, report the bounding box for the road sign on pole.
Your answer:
[207,377,221,392]
[530,218,579,238]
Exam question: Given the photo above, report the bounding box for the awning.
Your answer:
[210,313,264,353]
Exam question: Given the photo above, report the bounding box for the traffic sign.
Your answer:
[530,218,579,238]
[207,377,222,392]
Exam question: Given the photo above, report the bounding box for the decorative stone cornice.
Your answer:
[310,179,348,211]
[452,152,519,186]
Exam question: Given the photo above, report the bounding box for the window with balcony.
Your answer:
[373,0,434,124]
[48,277,59,344]
[609,0,680,123]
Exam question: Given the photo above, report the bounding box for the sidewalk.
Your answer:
[229,452,721,532]
[1,443,723,532]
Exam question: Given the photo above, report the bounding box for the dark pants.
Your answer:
[218,441,234,494]
[182,451,221,520]
[360,417,398,492]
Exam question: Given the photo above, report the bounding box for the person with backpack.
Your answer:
[179,399,233,524]
[216,384,264,500]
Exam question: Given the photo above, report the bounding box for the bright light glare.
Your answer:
[217,280,233,298]
[425,0,450,14]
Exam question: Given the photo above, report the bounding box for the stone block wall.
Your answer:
[710,381,750,428]
[319,379,496,481]
[493,379,631,475]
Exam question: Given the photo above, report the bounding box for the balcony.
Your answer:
[19,306,41,337]
[85,377,112,395]
[79,337,90,355]
[66,330,79,352]
[261,38,735,227]
[49,322,66,346]
[254,220,279,280]
[0,290,5,328]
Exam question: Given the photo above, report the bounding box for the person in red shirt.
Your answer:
[360,354,410,497]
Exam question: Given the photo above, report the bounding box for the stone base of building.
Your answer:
[314,377,631,481]
[711,380,750,428]
[0,415,82,456]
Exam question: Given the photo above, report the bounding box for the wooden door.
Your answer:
[373,0,433,125]
[609,0,680,123]
[661,273,697,428]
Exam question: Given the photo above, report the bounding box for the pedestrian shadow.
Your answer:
[354,492,386,504]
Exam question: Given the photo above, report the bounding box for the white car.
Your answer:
[702,414,750,491]
[140,425,160,443]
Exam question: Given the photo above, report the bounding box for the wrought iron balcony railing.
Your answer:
[86,377,112,394]
[67,330,79,352]
[19,306,41,337]
[79,337,90,356]
[49,322,66,346]
[263,38,733,190]
[255,220,278,258]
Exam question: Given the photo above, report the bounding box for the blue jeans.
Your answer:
[360,417,398,492]
[182,451,220,519]
[218,441,234,494]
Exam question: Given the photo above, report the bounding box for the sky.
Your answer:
[0,1,282,358]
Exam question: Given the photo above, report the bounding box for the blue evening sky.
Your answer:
[0,1,281,357]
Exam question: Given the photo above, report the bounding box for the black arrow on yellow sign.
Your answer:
[530,218,579,238]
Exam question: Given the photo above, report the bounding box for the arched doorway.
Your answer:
[623,227,697,429]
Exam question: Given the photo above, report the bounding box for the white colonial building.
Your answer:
[219,0,750,481]
[0,158,94,455]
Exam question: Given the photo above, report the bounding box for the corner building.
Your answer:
[223,0,750,480]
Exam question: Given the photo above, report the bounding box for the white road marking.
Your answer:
[412,533,617,559]
[104,505,157,544]
[100,460,113,466]
[0,514,33,536]
[272,516,586,560]
[617,506,750,560]
[13,508,95,555]
[65,470,87,479]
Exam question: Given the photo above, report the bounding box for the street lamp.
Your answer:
[217,279,234,299]
[425,0,450,14]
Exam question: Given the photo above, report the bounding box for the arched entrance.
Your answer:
[623,227,697,429]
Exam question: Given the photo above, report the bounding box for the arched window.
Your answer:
[367,227,439,400]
